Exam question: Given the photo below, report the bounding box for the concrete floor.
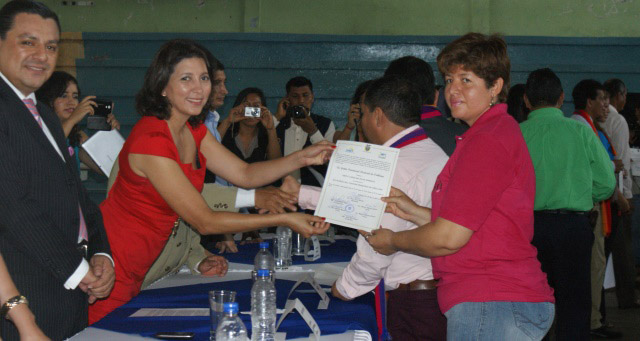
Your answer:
[598,290,640,340]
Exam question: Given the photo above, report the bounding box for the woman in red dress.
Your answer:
[89,39,331,323]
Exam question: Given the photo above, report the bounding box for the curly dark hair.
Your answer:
[35,71,83,146]
[135,39,212,126]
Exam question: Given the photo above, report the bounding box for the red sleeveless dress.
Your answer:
[89,116,207,323]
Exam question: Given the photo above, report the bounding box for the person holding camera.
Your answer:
[36,71,120,175]
[274,76,335,186]
[219,87,281,163]
[333,80,372,143]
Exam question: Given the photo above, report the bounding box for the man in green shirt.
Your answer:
[520,68,616,340]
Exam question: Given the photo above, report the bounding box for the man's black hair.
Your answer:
[384,56,435,105]
[603,78,626,97]
[572,79,604,110]
[524,68,563,109]
[0,0,60,40]
[363,75,421,128]
[286,76,313,94]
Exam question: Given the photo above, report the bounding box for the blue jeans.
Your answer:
[444,301,554,340]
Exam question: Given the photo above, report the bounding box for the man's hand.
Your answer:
[331,281,350,301]
[255,186,297,214]
[78,268,98,295]
[363,228,397,256]
[614,159,624,173]
[275,97,289,121]
[293,111,318,135]
[619,196,632,214]
[87,255,115,303]
[215,240,238,254]
[280,175,301,198]
[198,255,228,277]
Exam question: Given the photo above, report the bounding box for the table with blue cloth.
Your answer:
[71,235,377,340]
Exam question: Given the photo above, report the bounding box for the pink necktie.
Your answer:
[22,98,42,128]
[23,98,88,242]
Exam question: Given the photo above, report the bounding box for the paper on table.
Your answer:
[130,308,209,317]
[82,129,125,176]
[315,141,399,232]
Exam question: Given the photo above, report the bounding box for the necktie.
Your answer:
[22,98,42,128]
[23,98,88,242]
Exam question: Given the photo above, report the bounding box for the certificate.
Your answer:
[314,140,399,232]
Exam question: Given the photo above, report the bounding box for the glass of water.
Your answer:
[274,226,292,269]
[209,290,236,340]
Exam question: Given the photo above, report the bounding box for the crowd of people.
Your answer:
[0,1,638,340]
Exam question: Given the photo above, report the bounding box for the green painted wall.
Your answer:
[31,0,640,37]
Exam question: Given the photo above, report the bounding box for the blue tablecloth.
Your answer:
[93,278,377,340]
[222,238,357,265]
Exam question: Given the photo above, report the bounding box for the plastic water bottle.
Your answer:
[251,269,277,341]
[254,242,275,272]
[216,302,248,341]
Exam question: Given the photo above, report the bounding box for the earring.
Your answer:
[490,95,496,107]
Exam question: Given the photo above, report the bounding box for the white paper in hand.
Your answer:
[82,129,125,176]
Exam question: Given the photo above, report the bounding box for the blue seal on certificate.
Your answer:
[344,204,355,213]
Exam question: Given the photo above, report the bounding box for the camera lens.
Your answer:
[287,105,306,119]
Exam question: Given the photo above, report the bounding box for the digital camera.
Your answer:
[286,105,307,119]
[244,107,261,118]
[87,99,113,131]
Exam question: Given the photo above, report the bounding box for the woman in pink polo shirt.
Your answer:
[367,33,555,340]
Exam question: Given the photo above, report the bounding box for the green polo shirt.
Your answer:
[520,107,615,211]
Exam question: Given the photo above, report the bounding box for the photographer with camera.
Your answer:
[36,71,120,175]
[333,80,373,143]
[220,87,281,163]
[273,76,335,186]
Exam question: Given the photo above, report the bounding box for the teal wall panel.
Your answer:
[77,32,640,134]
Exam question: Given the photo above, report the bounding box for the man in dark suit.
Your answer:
[0,1,114,339]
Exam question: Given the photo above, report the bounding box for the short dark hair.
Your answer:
[524,68,563,109]
[384,56,436,105]
[232,87,267,108]
[506,84,528,123]
[135,39,211,126]
[363,76,421,128]
[572,79,604,110]
[35,71,79,107]
[437,32,510,103]
[351,80,374,105]
[286,76,313,94]
[0,0,61,39]
[603,78,626,98]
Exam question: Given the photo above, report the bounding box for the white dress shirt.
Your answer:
[603,104,633,199]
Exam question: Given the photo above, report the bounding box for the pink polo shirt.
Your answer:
[430,104,554,313]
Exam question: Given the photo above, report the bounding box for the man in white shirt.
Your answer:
[284,76,449,340]
[602,78,639,310]
[0,1,113,339]
[274,76,335,186]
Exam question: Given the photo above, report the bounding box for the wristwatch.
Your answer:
[1,295,28,319]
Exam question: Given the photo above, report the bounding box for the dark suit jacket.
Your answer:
[0,77,111,340]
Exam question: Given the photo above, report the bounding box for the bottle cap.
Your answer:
[223,302,239,314]
[259,241,269,249]
[257,269,270,277]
